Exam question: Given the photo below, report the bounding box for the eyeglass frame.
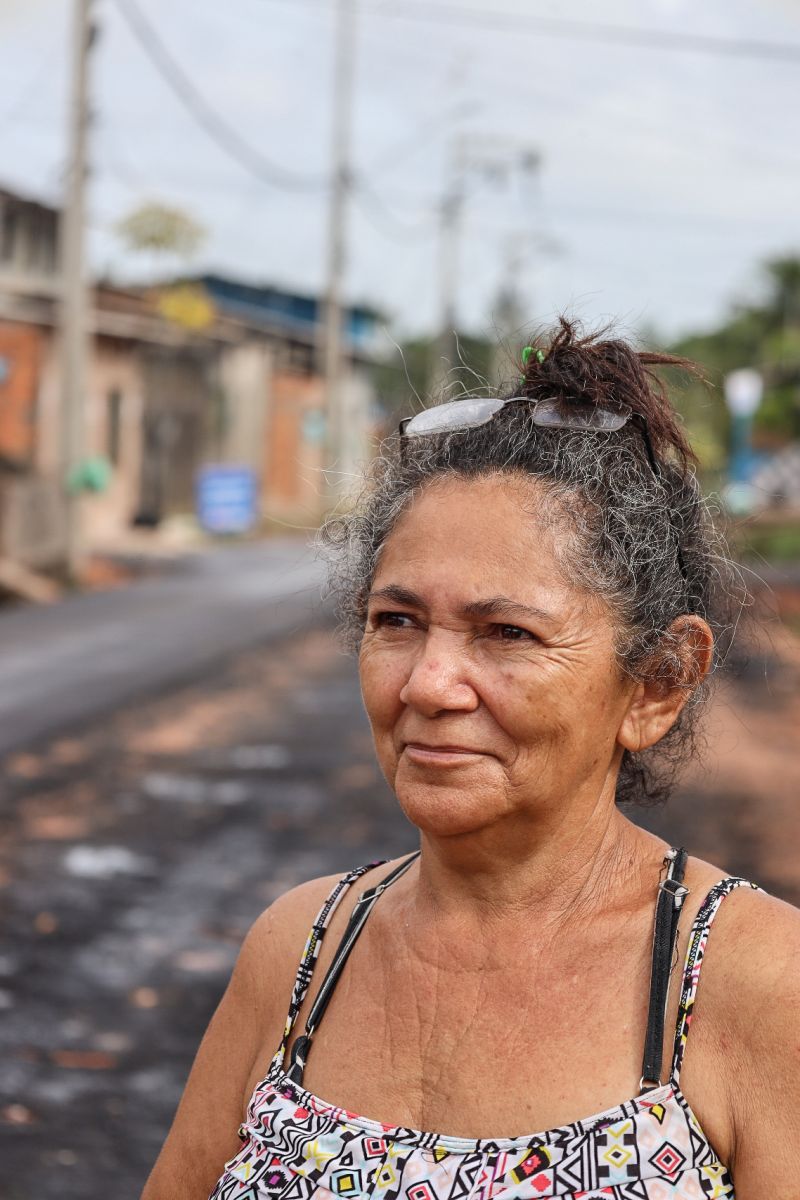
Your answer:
[397,394,688,589]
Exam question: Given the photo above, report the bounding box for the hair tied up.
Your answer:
[518,317,700,471]
[521,345,546,368]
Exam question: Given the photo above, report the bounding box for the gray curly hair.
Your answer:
[320,319,745,806]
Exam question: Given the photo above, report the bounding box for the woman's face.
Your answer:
[359,474,641,839]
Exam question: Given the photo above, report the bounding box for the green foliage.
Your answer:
[373,333,495,423]
[667,256,800,453]
[728,519,800,564]
[116,202,206,257]
[764,256,800,327]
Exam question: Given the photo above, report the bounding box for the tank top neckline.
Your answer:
[264,1063,683,1155]
[261,857,758,1152]
[211,863,761,1199]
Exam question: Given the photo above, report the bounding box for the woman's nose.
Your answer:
[398,632,479,715]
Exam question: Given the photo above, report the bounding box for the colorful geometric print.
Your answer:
[210,1075,732,1199]
[209,868,759,1200]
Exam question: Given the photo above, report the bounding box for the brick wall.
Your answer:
[0,321,41,466]
[265,373,325,514]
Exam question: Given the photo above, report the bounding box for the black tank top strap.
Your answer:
[286,851,420,1084]
[270,859,389,1074]
[670,875,760,1085]
[639,847,689,1092]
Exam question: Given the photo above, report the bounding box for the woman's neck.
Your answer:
[410,803,660,937]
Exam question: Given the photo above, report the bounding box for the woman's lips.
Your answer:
[403,743,487,766]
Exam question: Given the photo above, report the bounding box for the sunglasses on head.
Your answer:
[398,393,687,586]
[399,394,660,474]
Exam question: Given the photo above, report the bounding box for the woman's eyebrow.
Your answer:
[462,596,556,624]
[367,585,426,609]
[367,588,555,625]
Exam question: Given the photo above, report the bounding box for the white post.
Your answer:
[432,140,464,395]
[322,0,356,509]
[60,0,94,580]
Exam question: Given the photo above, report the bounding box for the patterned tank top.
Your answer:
[210,855,758,1200]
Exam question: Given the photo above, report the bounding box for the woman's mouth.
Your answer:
[403,743,487,767]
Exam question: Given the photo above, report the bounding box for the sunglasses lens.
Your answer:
[531,398,631,432]
[401,395,633,438]
[403,396,505,437]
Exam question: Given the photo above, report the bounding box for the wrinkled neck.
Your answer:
[409,802,652,937]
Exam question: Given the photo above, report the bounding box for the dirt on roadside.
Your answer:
[0,604,797,1198]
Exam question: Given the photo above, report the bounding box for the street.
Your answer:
[0,555,798,1199]
[0,539,324,756]
[3,0,800,1193]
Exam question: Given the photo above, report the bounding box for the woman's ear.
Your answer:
[618,616,714,753]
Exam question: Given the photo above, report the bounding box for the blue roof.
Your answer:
[198,275,379,348]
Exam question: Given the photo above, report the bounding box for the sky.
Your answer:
[1,0,799,347]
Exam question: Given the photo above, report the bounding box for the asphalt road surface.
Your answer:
[0,538,324,756]
[0,576,797,1199]
[0,614,420,1199]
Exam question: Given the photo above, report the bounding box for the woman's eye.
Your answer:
[491,623,536,642]
[374,611,416,629]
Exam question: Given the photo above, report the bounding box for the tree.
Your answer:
[115,202,205,258]
[669,255,800,457]
[372,332,495,428]
[115,202,213,330]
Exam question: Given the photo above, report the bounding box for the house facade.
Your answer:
[0,185,383,573]
[197,275,383,521]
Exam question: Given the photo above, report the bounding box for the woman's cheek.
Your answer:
[359,643,408,723]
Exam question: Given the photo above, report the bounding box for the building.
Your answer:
[0,184,384,577]
[196,275,383,520]
[0,185,66,572]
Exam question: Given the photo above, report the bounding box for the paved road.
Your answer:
[0,548,798,1199]
[0,611,797,1198]
[0,620,418,1200]
[0,539,325,755]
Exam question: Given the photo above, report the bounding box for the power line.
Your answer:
[112,0,329,193]
[104,0,442,243]
[368,1,800,62]
[257,0,800,65]
[352,177,435,241]
[92,0,800,256]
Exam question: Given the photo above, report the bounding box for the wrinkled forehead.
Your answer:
[372,473,595,616]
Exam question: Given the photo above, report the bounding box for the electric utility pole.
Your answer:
[60,0,94,581]
[432,140,465,395]
[322,0,356,508]
[431,140,541,396]
[490,227,561,386]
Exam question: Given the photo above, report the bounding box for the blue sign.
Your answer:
[196,465,258,534]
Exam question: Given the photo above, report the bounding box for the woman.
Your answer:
[143,321,799,1199]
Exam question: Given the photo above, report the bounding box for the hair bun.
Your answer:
[518,317,699,470]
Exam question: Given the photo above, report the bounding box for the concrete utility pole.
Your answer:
[321,0,356,508]
[431,139,541,396]
[490,226,561,387]
[60,0,94,581]
[433,141,465,395]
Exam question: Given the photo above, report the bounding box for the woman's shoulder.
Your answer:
[684,862,800,1179]
[694,871,800,1004]
[685,856,799,1069]
[140,861,401,1198]
[686,852,799,956]
[258,858,401,932]
[238,859,400,995]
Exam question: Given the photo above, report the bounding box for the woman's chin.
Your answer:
[393,778,509,838]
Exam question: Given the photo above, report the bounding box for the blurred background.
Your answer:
[0,0,798,1196]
